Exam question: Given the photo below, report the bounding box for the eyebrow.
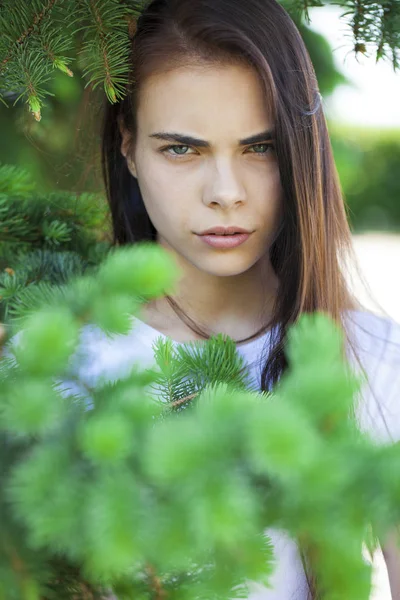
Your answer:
[149,129,275,148]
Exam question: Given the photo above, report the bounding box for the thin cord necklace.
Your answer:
[165,295,272,346]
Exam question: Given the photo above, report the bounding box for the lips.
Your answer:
[198,226,252,236]
[199,232,251,249]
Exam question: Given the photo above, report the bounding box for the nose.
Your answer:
[202,157,246,209]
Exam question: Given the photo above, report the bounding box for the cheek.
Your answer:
[253,166,283,223]
[135,156,193,231]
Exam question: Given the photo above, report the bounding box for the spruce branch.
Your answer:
[38,18,75,78]
[0,0,66,119]
[0,163,111,325]
[11,44,54,121]
[282,0,400,68]
[375,0,400,68]
[150,333,254,411]
[0,0,58,73]
[0,164,37,196]
[2,244,400,598]
[69,0,137,103]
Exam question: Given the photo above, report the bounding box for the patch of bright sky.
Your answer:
[308,6,400,128]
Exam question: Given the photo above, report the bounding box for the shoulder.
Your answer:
[345,309,400,361]
[344,309,400,444]
[70,315,163,387]
[4,315,162,400]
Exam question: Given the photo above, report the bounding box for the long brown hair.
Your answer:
[100,0,386,596]
[101,0,365,385]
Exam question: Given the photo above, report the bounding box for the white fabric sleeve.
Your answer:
[349,313,400,445]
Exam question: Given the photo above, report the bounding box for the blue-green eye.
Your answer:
[248,143,274,155]
[160,142,274,158]
[162,145,193,156]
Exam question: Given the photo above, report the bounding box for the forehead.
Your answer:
[136,63,273,138]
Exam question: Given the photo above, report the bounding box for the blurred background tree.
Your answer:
[0,163,111,324]
[330,125,400,232]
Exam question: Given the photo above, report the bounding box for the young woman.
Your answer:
[90,0,400,596]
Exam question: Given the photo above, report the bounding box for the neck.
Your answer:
[145,245,279,342]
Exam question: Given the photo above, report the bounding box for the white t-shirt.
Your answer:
[12,308,400,599]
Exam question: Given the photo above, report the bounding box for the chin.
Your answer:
[190,254,258,277]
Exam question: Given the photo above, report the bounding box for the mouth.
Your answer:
[197,231,252,249]
[197,226,253,236]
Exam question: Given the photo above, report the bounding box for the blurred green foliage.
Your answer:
[0,69,102,194]
[331,125,400,233]
[298,22,348,97]
[0,163,111,325]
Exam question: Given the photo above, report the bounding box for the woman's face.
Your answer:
[120,62,283,278]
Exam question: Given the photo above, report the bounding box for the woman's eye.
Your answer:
[162,145,194,157]
[160,143,274,158]
[247,143,274,155]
